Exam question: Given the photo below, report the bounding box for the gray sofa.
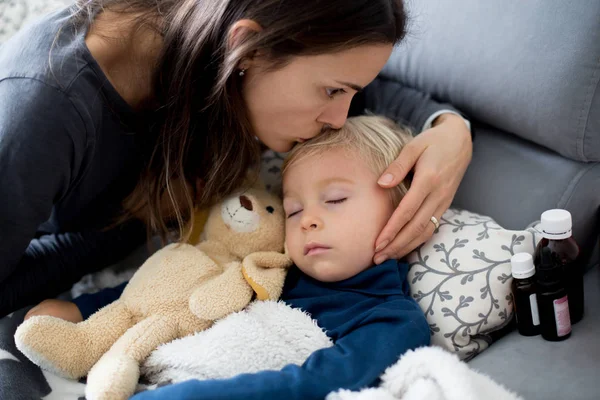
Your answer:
[1,0,598,399]
[379,1,599,398]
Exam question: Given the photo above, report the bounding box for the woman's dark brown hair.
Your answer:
[69,0,408,242]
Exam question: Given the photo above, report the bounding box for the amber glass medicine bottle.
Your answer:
[511,253,540,336]
[534,209,583,324]
[535,246,571,341]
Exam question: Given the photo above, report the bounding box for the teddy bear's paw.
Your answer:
[14,315,90,379]
[86,353,140,400]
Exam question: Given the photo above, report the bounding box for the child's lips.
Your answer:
[304,243,331,256]
[306,247,330,256]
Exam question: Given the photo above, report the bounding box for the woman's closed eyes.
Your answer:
[326,87,347,99]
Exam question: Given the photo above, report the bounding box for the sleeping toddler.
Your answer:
[26,115,430,400]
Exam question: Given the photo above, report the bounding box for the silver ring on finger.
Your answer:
[430,216,440,231]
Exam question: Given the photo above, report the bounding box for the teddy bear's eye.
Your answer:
[266,206,274,214]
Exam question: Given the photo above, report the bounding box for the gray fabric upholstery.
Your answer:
[469,266,600,400]
[382,2,600,397]
[452,125,600,271]
[382,0,600,162]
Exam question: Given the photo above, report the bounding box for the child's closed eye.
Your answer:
[287,209,302,218]
[326,198,347,204]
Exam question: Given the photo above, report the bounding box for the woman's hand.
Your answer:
[24,299,83,323]
[374,113,473,264]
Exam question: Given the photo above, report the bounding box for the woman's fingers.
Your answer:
[374,194,441,264]
[375,166,435,251]
[373,113,472,264]
[374,113,472,263]
[377,140,424,187]
[381,203,448,263]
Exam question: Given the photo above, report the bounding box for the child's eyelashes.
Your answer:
[287,210,302,219]
[326,198,347,205]
[285,198,347,218]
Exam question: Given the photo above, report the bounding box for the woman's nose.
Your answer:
[317,100,351,130]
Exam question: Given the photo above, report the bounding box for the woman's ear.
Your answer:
[228,19,263,71]
[228,19,263,52]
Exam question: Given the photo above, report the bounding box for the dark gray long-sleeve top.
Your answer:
[0,8,458,284]
[0,9,145,282]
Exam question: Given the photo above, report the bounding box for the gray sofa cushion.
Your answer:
[453,125,600,271]
[382,0,600,162]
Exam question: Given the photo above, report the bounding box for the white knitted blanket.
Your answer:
[141,300,522,400]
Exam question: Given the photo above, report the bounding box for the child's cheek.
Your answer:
[284,235,291,255]
[284,233,300,262]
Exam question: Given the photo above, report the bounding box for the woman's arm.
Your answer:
[0,220,145,317]
[0,78,146,316]
[0,78,83,282]
[351,76,467,134]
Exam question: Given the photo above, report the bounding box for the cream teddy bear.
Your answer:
[15,184,291,400]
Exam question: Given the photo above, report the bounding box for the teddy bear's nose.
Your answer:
[239,195,253,211]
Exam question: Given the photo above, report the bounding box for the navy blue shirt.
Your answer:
[75,260,430,400]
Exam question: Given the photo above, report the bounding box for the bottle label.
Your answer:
[553,296,571,337]
[529,294,540,326]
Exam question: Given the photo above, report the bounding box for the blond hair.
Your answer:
[282,115,413,206]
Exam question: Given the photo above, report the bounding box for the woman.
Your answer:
[0,0,472,316]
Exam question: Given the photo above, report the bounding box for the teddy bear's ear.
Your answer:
[241,252,293,300]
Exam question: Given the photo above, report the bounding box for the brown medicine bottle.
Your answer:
[535,246,571,341]
[534,209,583,324]
[511,253,540,336]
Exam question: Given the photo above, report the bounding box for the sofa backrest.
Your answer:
[382,0,600,162]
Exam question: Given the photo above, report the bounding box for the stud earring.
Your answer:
[239,68,246,77]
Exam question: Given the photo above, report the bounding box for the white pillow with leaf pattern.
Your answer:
[406,209,541,360]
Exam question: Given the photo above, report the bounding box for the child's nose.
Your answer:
[301,214,322,231]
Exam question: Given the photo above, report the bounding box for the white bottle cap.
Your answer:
[511,253,535,279]
[540,209,572,240]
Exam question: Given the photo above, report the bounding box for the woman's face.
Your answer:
[242,44,393,152]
